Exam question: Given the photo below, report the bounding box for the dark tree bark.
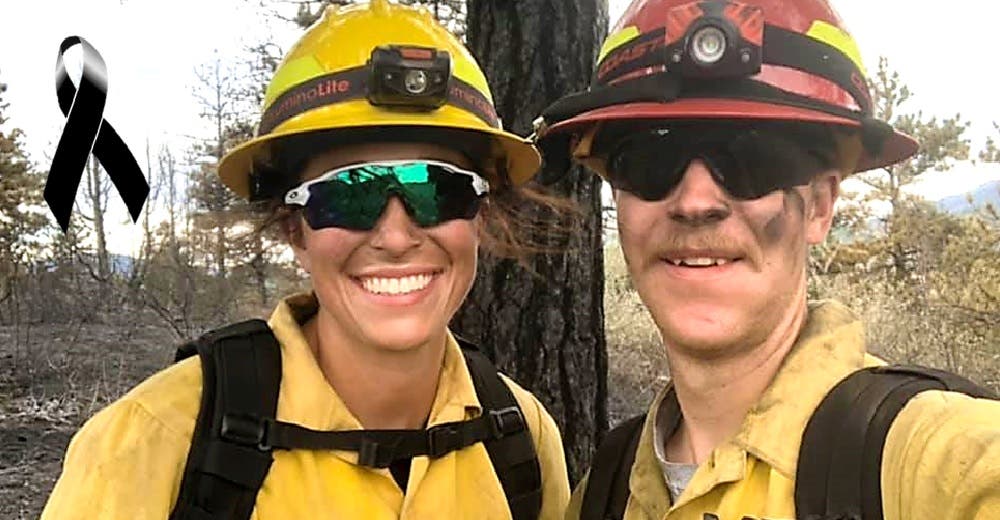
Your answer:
[457,0,608,484]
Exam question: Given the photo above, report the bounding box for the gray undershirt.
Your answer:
[652,392,699,503]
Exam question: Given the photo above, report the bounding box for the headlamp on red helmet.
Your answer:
[534,0,921,178]
[665,1,764,79]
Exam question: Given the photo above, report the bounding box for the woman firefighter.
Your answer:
[42,1,570,519]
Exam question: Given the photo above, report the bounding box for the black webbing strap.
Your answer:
[579,413,646,520]
[762,24,871,115]
[170,326,539,519]
[795,365,997,520]
[591,23,869,116]
[460,342,543,520]
[169,319,282,520]
[244,404,527,469]
[542,72,683,124]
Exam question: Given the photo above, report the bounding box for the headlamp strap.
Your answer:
[763,24,871,115]
[541,72,682,123]
[584,24,870,119]
[258,65,500,136]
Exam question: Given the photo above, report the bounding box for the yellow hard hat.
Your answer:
[219,0,541,199]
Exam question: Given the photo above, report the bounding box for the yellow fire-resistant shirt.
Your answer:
[566,300,1000,520]
[43,293,570,519]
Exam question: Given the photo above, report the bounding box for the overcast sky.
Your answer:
[1,0,998,255]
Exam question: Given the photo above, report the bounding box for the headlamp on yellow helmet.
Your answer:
[217,0,542,201]
[367,45,451,109]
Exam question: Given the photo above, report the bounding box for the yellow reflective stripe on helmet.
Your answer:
[598,26,641,65]
[264,55,325,109]
[805,20,866,77]
[453,59,494,105]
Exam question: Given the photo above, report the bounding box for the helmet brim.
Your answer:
[220,102,540,199]
[545,98,919,173]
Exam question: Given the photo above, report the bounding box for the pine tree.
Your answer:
[0,74,47,310]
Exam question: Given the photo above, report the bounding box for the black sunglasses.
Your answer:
[605,123,837,201]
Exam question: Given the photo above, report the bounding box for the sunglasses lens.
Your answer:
[608,132,684,201]
[406,166,484,224]
[607,125,833,200]
[305,174,387,230]
[298,162,485,230]
[722,130,830,198]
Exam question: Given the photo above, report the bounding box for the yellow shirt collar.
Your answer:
[266,292,482,434]
[733,300,870,477]
[636,300,873,512]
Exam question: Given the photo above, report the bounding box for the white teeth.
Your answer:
[683,257,716,267]
[361,274,434,295]
[667,257,733,267]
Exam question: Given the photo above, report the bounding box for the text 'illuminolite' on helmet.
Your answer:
[534,0,919,175]
[219,0,541,200]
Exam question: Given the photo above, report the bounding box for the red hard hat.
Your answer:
[535,0,918,173]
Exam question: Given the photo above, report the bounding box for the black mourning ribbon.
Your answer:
[46,36,149,232]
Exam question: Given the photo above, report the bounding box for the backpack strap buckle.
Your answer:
[488,406,526,439]
[358,436,400,468]
[220,413,273,451]
[427,423,464,458]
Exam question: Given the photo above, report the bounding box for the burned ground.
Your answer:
[0,318,175,519]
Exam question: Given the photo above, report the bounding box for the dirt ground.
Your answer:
[0,318,176,520]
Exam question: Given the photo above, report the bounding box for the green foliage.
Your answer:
[860,57,970,209]
[186,57,262,279]
[838,58,974,279]
[979,122,1000,163]
[806,58,1000,389]
[184,47,292,307]
[0,75,47,291]
[932,207,1000,333]
[810,204,1000,390]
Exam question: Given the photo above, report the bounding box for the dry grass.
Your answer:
[602,246,1000,430]
[603,245,669,426]
[811,272,1000,392]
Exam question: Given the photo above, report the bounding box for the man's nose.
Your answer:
[665,159,732,226]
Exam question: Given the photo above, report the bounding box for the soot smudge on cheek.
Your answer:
[761,189,806,244]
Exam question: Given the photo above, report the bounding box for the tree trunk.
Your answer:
[459,0,608,485]
[216,224,227,279]
[163,148,179,260]
[253,231,267,306]
[89,155,109,282]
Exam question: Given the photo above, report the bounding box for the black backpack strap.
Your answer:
[795,365,997,520]
[579,413,645,520]
[170,319,282,520]
[255,408,529,468]
[458,338,542,520]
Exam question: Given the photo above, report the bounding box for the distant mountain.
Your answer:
[109,254,135,275]
[937,180,1000,214]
